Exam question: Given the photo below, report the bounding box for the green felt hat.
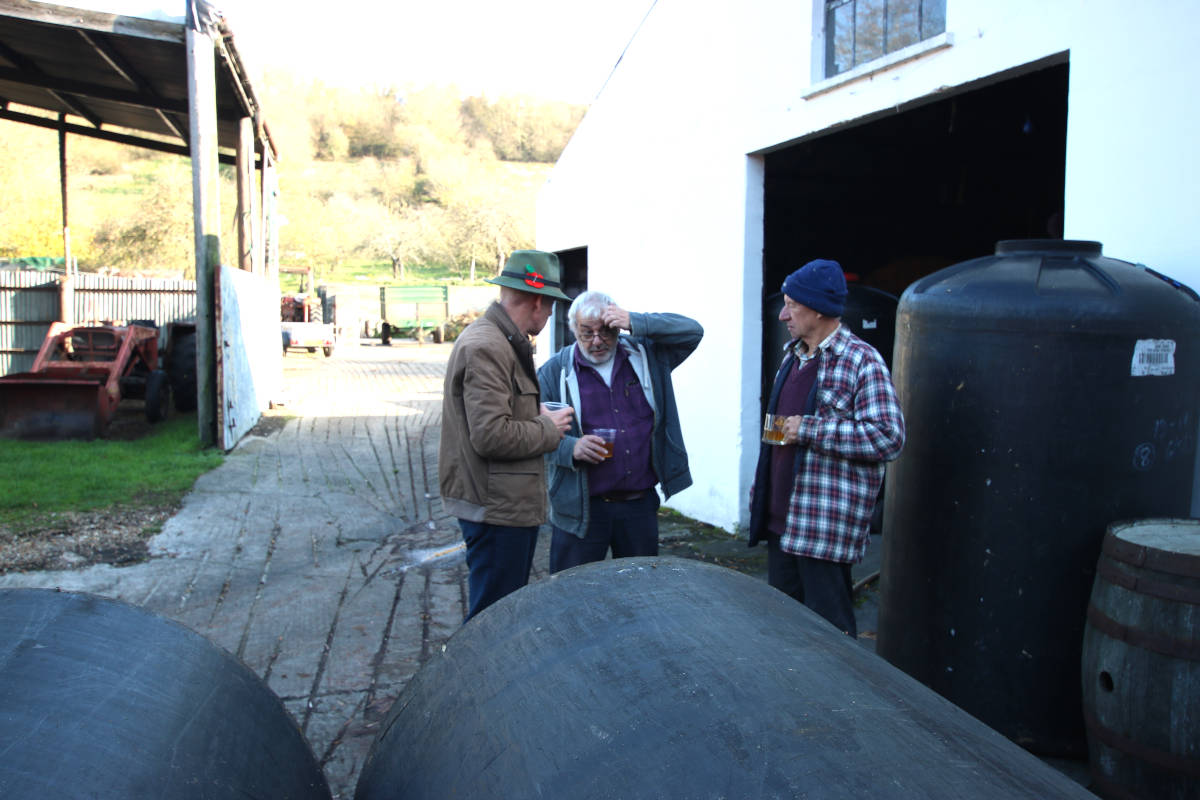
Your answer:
[486,250,571,301]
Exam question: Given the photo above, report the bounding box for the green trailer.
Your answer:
[380,286,449,343]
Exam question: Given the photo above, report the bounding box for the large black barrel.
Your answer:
[0,589,330,799]
[878,240,1200,756]
[842,282,900,368]
[356,557,1097,799]
[1082,518,1200,800]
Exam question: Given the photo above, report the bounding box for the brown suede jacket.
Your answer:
[438,302,561,526]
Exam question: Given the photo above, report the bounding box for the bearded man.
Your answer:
[536,291,704,573]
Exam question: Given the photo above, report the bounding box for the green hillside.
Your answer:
[0,74,579,286]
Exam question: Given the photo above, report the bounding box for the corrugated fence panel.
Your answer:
[0,271,61,376]
[0,271,198,376]
[72,274,198,327]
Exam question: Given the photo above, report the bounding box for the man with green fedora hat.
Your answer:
[440,249,574,622]
[485,250,571,301]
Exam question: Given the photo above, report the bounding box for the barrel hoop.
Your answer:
[1086,604,1200,661]
[1083,706,1200,778]
[1104,531,1200,579]
[1097,557,1200,606]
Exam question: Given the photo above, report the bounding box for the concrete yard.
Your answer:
[0,338,1090,797]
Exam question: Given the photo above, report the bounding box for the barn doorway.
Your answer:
[549,246,589,352]
[760,56,1069,388]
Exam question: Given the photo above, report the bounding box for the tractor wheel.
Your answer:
[145,370,171,423]
[307,347,317,353]
[167,327,197,412]
[432,326,444,344]
[282,331,291,355]
[322,346,334,357]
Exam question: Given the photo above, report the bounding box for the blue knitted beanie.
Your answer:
[782,259,847,317]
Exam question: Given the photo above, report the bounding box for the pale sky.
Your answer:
[66,0,655,103]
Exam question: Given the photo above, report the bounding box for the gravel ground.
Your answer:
[0,505,177,574]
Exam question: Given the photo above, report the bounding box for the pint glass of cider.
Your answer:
[762,414,786,445]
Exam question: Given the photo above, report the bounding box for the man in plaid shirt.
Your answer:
[748,259,905,637]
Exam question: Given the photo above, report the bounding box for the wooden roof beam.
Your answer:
[0,36,102,127]
[212,21,277,161]
[0,64,188,114]
[0,104,245,165]
[0,1,183,44]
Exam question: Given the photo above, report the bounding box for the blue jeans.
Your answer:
[458,520,539,623]
[550,491,660,574]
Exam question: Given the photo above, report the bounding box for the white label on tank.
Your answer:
[1131,339,1176,376]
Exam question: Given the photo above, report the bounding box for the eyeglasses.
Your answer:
[576,327,616,342]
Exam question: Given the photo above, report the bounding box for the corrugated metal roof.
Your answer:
[0,0,276,164]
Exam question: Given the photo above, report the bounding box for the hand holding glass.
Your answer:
[587,427,617,459]
[762,414,787,445]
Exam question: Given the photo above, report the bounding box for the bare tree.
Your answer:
[361,203,448,280]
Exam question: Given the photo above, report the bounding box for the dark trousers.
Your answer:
[767,535,857,637]
[458,520,538,623]
[549,491,660,574]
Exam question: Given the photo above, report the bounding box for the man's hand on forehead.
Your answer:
[601,305,631,332]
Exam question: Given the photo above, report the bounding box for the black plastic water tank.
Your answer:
[877,240,1200,757]
[356,557,1098,799]
[0,589,331,799]
[842,282,900,368]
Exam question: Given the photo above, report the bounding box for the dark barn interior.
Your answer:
[760,57,1069,383]
[548,245,589,351]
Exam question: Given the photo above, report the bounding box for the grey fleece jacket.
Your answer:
[536,311,703,537]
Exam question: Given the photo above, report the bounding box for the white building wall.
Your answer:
[537,0,1200,532]
[1062,5,1200,283]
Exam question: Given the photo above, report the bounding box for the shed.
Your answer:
[0,0,280,449]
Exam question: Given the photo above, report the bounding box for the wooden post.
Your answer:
[263,153,278,284]
[236,116,253,271]
[58,272,73,326]
[187,0,219,447]
[250,127,261,275]
[58,114,74,324]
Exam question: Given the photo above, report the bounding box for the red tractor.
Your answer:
[281,293,335,357]
[0,322,172,439]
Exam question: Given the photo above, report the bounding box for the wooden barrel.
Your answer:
[356,557,1097,800]
[1081,518,1200,800]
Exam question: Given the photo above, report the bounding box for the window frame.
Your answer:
[805,30,953,100]
[822,0,948,80]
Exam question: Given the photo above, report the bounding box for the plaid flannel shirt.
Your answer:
[777,325,905,563]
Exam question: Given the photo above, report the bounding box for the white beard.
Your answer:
[578,345,615,366]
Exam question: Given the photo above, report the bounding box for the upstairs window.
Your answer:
[825,0,947,77]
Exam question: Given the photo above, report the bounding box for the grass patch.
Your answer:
[280,258,492,293]
[0,415,224,530]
